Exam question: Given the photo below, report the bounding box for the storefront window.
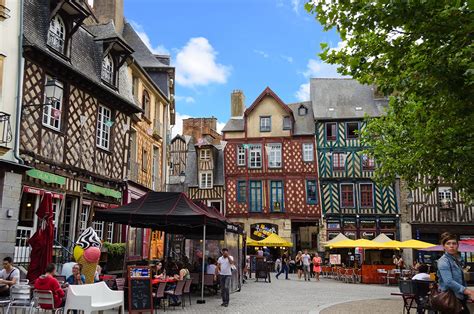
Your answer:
[327,219,341,230]
[359,219,376,229]
[344,231,357,240]
[343,218,357,230]
[360,231,376,240]
[19,193,38,228]
[327,232,340,240]
[379,219,397,230]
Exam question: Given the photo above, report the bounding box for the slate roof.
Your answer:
[23,0,138,111]
[222,117,244,132]
[85,20,123,41]
[185,138,225,188]
[287,101,315,135]
[310,78,388,120]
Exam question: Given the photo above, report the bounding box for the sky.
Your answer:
[121,0,343,136]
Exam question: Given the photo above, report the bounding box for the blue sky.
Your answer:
[122,0,343,135]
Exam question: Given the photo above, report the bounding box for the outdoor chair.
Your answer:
[377,269,388,284]
[63,281,124,314]
[386,269,397,285]
[153,282,167,312]
[203,274,218,295]
[353,268,362,283]
[337,267,346,281]
[165,280,185,309]
[33,289,63,313]
[182,279,192,307]
[54,275,66,284]
[343,268,355,283]
[115,278,125,291]
[190,273,200,291]
[6,284,34,314]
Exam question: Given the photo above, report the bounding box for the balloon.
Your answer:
[83,247,101,263]
[73,246,84,262]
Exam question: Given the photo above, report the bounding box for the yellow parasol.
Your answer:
[397,239,436,249]
[327,238,389,249]
[246,237,259,246]
[256,233,293,247]
[379,240,403,249]
[324,239,355,248]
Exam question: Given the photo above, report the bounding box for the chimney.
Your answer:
[231,90,245,117]
[92,0,124,33]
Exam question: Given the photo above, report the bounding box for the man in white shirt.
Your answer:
[302,250,311,281]
[215,248,234,307]
[0,257,20,297]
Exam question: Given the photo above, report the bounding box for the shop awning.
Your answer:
[246,237,258,246]
[322,233,350,245]
[326,238,386,249]
[379,240,403,249]
[26,169,66,185]
[250,233,293,247]
[85,183,121,199]
[372,233,394,243]
[396,239,436,249]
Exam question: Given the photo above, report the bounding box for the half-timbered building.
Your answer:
[310,79,399,244]
[16,0,141,264]
[223,88,321,250]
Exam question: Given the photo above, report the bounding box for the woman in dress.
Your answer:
[295,251,303,280]
[312,253,322,282]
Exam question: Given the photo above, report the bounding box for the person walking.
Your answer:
[215,248,234,307]
[437,232,474,314]
[312,253,322,281]
[295,251,303,280]
[275,253,289,280]
[302,250,311,281]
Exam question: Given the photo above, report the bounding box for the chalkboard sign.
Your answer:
[128,266,153,313]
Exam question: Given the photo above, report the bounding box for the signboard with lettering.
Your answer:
[250,223,278,241]
[128,266,153,313]
[329,254,341,265]
[361,231,376,240]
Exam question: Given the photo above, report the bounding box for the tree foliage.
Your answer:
[306,1,474,198]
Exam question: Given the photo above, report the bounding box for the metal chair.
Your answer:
[165,280,185,308]
[343,268,355,283]
[153,282,167,312]
[115,278,125,291]
[182,279,192,307]
[33,290,63,313]
[203,274,217,295]
[6,284,34,314]
[53,275,66,284]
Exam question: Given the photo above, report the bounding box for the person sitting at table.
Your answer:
[412,264,431,281]
[0,256,20,297]
[206,258,217,275]
[153,261,165,279]
[66,263,85,285]
[175,262,191,281]
[34,263,65,309]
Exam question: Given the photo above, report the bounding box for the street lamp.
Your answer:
[23,77,63,108]
[179,171,186,184]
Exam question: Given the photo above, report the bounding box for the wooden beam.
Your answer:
[50,0,66,20]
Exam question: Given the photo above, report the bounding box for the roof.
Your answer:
[310,78,388,120]
[287,101,315,135]
[244,87,293,117]
[23,0,139,112]
[222,117,244,132]
[85,20,123,41]
[185,138,225,187]
[122,22,169,69]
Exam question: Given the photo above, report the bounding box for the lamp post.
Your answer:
[23,77,63,109]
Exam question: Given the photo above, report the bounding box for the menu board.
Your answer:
[330,254,341,265]
[128,266,153,313]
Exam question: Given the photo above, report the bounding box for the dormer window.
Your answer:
[47,15,66,54]
[101,54,114,85]
[142,90,150,118]
[283,116,292,130]
[298,105,308,116]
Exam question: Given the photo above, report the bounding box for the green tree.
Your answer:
[306,1,474,198]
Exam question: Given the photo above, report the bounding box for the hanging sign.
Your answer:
[250,223,278,241]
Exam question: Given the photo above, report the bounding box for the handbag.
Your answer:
[428,259,464,313]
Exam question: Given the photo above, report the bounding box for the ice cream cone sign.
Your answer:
[73,227,102,283]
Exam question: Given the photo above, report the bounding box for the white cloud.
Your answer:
[275,0,284,7]
[172,112,225,137]
[295,83,310,101]
[254,50,269,58]
[175,37,231,88]
[281,55,294,63]
[175,95,195,104]
[291,0,300,14]
[130,21,170,55]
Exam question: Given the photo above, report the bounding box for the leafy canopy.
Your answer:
[306,1,474,198]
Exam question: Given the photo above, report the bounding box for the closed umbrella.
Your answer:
[26,192,54,283]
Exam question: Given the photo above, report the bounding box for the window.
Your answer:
[306,180,318,204]
[106,223,114,243]
[260,116,271,132]
[270,181,284,212]
[326,122,337,141]
[340,184,355,208]
[142,89,150,118]
[298,105,308,116]
[47,15,66,53]
[200,149,211,161]
[132,76,138,98]
[142,149,148,171]
[302,143,314,162]
[438,187,453,202]
[332,153,346,170]
[362,154,375,170]
[267,143,282,168]
[92,221,104,240]
[249,181,262,212]
[248,144,262,168]
[79,204,90,234]
[283,116,292,130]
[237,181,246,203]
[42,76,63,131]
[0,56,4,100]
[199,171,213,189]
[101,54,114,84]
[96,105,112,150]
[359,183,374,207]
[237,145,246,166]
[346,122,359,138]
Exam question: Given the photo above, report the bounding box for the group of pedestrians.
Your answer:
[275,249,322,281]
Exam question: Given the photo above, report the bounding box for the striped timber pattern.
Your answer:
[188,186,224,200]
[316,121,366,149]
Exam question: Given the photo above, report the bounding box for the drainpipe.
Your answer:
[13,0,25,164]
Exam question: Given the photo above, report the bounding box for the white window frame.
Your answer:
[267,143,282,168]
[92,221,104,240]
[199,171,213,189]
[200,149,211,161]
[362,154,375,170]
[237,145,246,166]
[438,187,453,201]
[260,116,271,132]
[248,144,262,168]
[302,143,314,162]
[101,54,114,84]
[96,105,112,150]
[333,152,346,170]
[47,14,66,53]
[79,204,90,234]
[42,76,63,131]
[106,223,114,243]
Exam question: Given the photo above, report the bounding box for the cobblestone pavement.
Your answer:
[106,273,402,313]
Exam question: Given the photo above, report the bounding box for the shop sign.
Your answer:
[360,219,376,229]
[327,219,341,230]
[361,231,376,239]
[250,223,278,240]
[384,232,395,239]
[327,231,340,241]
[329,254,341,265]
[343,218,357,230]
[344,231,357,239]
[23,186,64,199]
